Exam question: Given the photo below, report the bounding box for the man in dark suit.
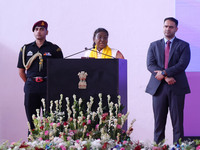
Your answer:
[146,17,191,144]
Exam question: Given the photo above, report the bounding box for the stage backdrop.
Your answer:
[176,0,200,137]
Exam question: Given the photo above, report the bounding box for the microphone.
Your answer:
[64,48,88,59]
[84,47,116,59]
[85,47,93,50]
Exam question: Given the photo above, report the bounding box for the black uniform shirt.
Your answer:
[17,40,63,78]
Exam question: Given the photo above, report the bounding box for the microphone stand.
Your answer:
[85,47,116,59]
[64,47,116,59]
[64,49,88,59]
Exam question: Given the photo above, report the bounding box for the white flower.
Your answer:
[13,146,20,150]
[74,142,81,149]
[81,140,87,146]
[66,97,69,105]
[83,125,87,134]
[50,100,53,113]
[41,98,46,112]
[73,94,76,100]
[98,93,102,100]
[101,133,110,141]
[58,142,67,147]
[28,141,38,147]
[79,98,83,110]
[92,112,97,120]
[118,95,121,108]
[73,119,77,129]
[53,137,64,144]
[49,131,54,137]
[91,139,102,149]
[54,100,59,111]
[107,95,111,101]
[36,109,40,117]
[87,114,90,120]
[59,94,63,110]
[90,96,94,102]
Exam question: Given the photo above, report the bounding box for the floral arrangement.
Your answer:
[1,93,200,150]
[151,139,200,150]
[0,94,140,150]
[1,138,200,150]
[28,94,134,143]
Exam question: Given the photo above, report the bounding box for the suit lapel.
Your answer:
[160,39,165,68]
[169,37,178,62]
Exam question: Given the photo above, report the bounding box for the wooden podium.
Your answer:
[47,59,127,114]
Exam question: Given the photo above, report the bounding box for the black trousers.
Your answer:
[24,92,46,129]
[153,82,185,144]
[24,79,47,130]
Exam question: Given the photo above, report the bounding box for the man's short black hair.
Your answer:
[164,17,178,27]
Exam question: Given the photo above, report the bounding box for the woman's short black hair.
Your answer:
[92,28,109,48]
[93,28,109,39]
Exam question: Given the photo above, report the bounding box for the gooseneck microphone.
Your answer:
[64,47,116,59]
[64,48,88,59]
[84,47,116,59]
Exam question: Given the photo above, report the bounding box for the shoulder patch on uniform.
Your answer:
[56,48,61,52]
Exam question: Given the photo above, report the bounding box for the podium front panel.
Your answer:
[47,59,127,113]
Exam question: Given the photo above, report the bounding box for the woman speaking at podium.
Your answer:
[84,28,124,59]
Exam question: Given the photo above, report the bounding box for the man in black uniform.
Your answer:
[17,20,63,130]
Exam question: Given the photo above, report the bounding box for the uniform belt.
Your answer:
[29,76,47,82]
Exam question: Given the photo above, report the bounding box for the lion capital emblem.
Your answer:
[78,71,88,89]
